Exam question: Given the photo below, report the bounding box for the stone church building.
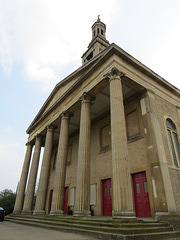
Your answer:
[13,17,180,218]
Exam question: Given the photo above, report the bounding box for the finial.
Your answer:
[97,15,100,21]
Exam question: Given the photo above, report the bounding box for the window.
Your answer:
[86,51,93,61]
[126,110,140,141]
[166,118,180,167]
[101,29,103,35]
[136,183,140,194]
[100,124,111,151]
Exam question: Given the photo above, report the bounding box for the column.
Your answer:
[50,112,71,215]
[34,126,54,215]
[13,142,33,214]
[141,90,176,216]
[22,135,42,214]
[74,92,92,217]
[108,67,135,218]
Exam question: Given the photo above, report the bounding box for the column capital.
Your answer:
[36,134,42,139]
[147,89,155,96]
[46,125,55,132]
[25,142,33,147]
[79,92,95,104]
[35,134,43,142]
[104,67,125,82]
[60,111,74,119]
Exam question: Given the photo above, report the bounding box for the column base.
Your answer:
[49,210,64,216]
[21,210,33,215]
[113,211,136,219]
[12,210,22,215]
[33,210,46,216]
[155,211,170,217]
[155,211,177,220]
[73,210,91,217]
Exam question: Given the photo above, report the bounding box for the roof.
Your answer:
[26,43,180,134]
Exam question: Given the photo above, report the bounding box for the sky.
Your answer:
[0,0,180,193]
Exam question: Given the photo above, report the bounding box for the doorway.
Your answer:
[48,189,53,214]
[102,179,112,216]
[132,172,151,217]
[63,187,69,214]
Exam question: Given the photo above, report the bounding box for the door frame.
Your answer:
[101,178,112,216]
[48,189,53,214]
[63,187,69,215]
[132,171,152,217]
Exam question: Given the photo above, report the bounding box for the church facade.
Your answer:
[13,18,180,218]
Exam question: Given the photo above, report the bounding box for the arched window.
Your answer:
[166,118,180,167]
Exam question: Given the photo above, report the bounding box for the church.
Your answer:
[13,17,180,218]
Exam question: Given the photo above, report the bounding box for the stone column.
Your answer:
[140,90,176,216]
[74,92,93,217]
[50,112,71,215]
[22,135,42,214]
[34,126,54,215]
[108,67,135,218]
[13,142,33,214]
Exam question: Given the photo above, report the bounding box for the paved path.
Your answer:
[0,221,98,240]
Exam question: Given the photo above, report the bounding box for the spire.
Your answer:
[82,17,110,65]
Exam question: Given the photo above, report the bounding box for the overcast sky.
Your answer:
[0,0,180,192]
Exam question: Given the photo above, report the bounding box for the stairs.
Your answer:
[5,215,180,239]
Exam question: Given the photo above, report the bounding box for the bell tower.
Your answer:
[82,16,110,64]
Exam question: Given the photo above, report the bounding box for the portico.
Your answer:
[14,62,141,217]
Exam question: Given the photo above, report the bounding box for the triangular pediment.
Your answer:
[27,43,180,134]
[26,47,110,133]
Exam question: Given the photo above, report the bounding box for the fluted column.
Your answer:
[50,112,71,215]
[22,135,42,214]
[108,67,135,218]
[13,142,33,214]
[74,92,93,217]
[34,126,54,215]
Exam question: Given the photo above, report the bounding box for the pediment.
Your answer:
[26,49,109,133]
[27,43,180,134]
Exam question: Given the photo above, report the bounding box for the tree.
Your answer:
[0,189,16,214]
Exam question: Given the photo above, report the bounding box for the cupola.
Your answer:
[82,16,110,65]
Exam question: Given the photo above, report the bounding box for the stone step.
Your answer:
[5,215,180,240]
[8,215,169,228]
[6,217,174,235]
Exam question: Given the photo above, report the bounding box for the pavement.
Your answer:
[0,221,98,240]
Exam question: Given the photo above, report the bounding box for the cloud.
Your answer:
[0,142,23,192]
[0,0,120,91]
[0,30,12,75]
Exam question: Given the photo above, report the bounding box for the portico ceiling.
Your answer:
[67,79,145,137]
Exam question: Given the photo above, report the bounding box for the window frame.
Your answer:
[166,118,180,167]
[99,122,111,152]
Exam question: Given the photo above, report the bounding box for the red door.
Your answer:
[102,179,112,216]
[63,187,69,214]
[132,172,151,217]
[48,189,53,214]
